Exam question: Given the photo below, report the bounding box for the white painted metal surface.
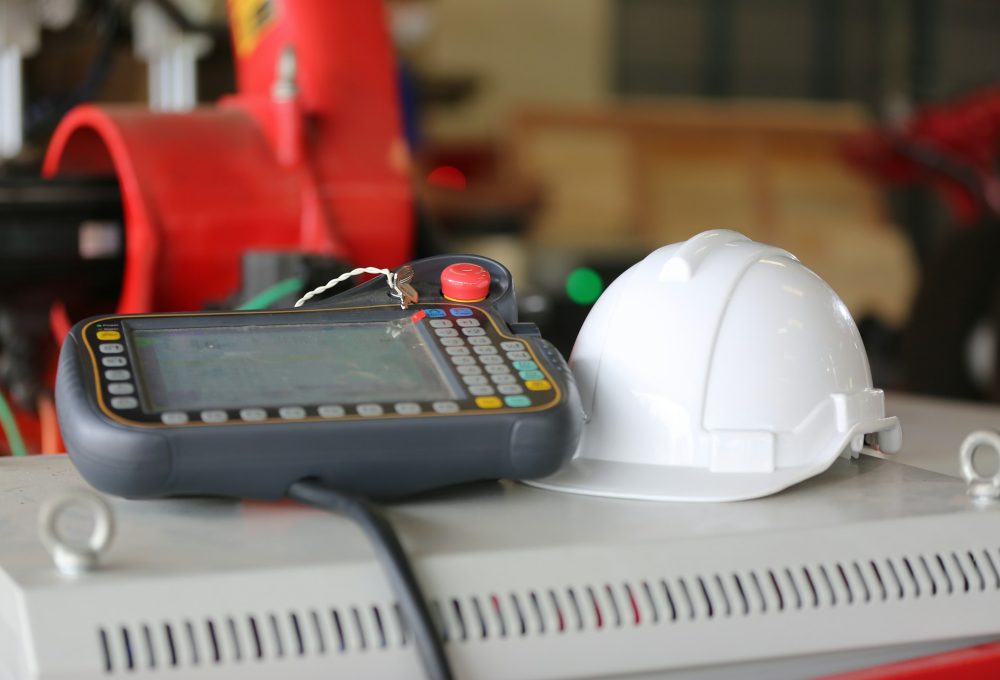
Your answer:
[2,395,1000,679]
[869,393,1000,479]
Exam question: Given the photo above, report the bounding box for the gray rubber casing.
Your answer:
[55,255,583,500]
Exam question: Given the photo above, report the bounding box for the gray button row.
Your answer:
[440,337,465,347]
[433,401,459,413]
[467,337,492,346]
[429,319,453,328]
[395,402,420,415]
[462,327,486,337]
[507,351,531,361]
[160,402,423,424]
[97,342,137,412]
[456,318,480,328]
[157,396,486,424]
[501,341,525,351]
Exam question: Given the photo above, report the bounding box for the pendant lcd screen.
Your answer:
[130,322,459,412]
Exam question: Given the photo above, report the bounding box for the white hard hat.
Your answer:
[529,229,902,502]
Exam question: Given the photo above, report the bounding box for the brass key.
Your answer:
[391,266,419,308]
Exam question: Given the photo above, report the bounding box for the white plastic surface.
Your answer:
[0,47,21,159]
[0,0,79,158]
[132,0,211,112]
[530,230,902,502]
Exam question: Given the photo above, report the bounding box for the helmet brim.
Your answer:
[524,456,838,503]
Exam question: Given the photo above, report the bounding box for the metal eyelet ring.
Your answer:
[959,430,1000,503]
[38,491,115,575]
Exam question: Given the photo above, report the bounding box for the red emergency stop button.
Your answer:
[441,263,491,302]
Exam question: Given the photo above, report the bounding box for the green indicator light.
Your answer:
[566,267,603,305]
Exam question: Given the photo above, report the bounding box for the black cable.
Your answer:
[286,480,454,680]
[145,0,230,40]
[25,0,122,138]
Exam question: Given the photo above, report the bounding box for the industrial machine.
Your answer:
[844,87,1000,403]
[3,395,1000,679]
[5,225,1000,678]
[1,0,413,454]
[42,0,413,313]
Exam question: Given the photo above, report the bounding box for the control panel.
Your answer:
[56,255,583,500]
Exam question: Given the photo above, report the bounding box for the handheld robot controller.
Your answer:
[55,255,583,499]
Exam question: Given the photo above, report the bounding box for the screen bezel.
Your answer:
[81,304,561,427]
[129,320,462,413]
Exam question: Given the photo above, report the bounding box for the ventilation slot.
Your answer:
[96,547,1000,673]
[629,550,1000,627]
[97,605,396,674]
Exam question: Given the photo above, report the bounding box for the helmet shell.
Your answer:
[529,230,901,502]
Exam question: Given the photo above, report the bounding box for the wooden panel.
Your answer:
[517,126,634,251]
[511,101,917,324]
[641,133,760,242]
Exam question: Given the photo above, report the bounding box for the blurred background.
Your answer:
[1,0,999,455]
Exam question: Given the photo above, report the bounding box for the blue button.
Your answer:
[513,360,538,371]
[519,370,545,381]
[450,307,473,317]
[504,395,532,408]
[425,309,447,318]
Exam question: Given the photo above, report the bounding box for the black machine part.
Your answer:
[0,175,124,408]
[224,250,355,311]
[0,175,123,295]
[304,253,521,322]
[55,254,583,500]
[903,222,1000,401]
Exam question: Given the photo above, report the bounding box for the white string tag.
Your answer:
[294,266,417,309]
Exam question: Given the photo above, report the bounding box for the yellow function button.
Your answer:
[96,330,121,341]
[475,396,503,409]
[525,380,552,392]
